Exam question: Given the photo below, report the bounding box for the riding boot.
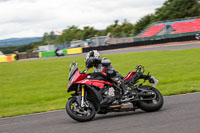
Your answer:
[116,78,129,96]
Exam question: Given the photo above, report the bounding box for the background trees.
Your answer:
[134,0,200,35]
[40,0,200,43]
[1,0,200,54]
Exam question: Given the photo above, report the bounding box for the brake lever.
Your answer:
[82,68,88,74]
[147,72,150,77]
[86,68,89,72]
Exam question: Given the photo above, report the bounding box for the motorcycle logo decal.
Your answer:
[82,79,89,83]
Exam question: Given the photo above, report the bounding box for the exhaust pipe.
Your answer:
[109,102,134,111]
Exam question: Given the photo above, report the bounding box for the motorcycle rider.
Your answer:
[85,50,124,82]
[85,50,131,96]
[85,50,128,103]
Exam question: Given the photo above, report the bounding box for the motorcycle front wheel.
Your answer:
[137,85,164,112]
[66,97,96,122]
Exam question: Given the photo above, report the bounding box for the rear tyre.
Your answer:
[66,97,96,122]
[138,85,164,112]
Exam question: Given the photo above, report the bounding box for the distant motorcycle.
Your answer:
[66,61,164,122]
[195,33,200,40]
[55,49,64,56]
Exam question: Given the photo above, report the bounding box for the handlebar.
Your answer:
[81,68,89,74]
[69,61,88,74]
[69,61,76,71]
[136,65,145,73]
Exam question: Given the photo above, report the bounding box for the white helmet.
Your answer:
[85,50,100,68]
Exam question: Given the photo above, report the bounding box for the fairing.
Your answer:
[67,69,113,91]
[68,70,88,89]
[75,79,114,89]
[67,66,134,91]
[101,68,108,77]
[123,71,136,81]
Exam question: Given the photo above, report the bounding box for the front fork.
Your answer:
[81,85,85,107]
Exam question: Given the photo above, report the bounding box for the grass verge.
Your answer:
[0,48,200,117]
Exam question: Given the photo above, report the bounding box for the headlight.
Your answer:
[68,74,75,85]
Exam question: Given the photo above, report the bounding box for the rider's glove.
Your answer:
[149,78,155,83]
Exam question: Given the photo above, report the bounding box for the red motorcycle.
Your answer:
[66,61,163,122]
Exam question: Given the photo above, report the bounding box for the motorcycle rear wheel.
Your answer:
[66,97,96,122]
[137,85,164,112]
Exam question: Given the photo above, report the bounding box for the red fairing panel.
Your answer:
[101,68,108,77]
[68,70,88,88]
[73,71,88,81]
[75,79,114,89]
[123,71,136,81]
[76,73,88,81]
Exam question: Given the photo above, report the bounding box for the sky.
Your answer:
[0,0,166,40]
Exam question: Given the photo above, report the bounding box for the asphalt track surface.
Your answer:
[20,42,200,61]
[1,93,200,133]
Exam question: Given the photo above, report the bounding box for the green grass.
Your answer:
[0,48,200,117]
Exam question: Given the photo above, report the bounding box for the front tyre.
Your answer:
[138,85,164,112]
[66,97,96,122]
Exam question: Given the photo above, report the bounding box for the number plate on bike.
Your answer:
[150,76,159,87]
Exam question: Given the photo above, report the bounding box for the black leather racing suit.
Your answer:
[94,58,124,80]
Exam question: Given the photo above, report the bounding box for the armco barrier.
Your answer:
[27,52,39,58]
[40,51,55,57]
[83,34,196,53]
[7,56,12,62]
[39,52,42,58]
[18,53,28,59]
[62,49,67,55]
[67,48,82,55]
[17,52,39,59]
[11,54,16,60]
[0,56,7,62]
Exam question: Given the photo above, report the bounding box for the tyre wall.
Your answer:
[38,47,82,58]
[0,54,16,63]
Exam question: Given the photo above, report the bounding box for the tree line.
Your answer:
[1,0,200,54]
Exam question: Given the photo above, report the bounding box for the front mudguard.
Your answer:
[85,85,102,112]
[68,96,82,106]
[69,84,102,112]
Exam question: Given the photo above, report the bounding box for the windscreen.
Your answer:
[69,63,78,80]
